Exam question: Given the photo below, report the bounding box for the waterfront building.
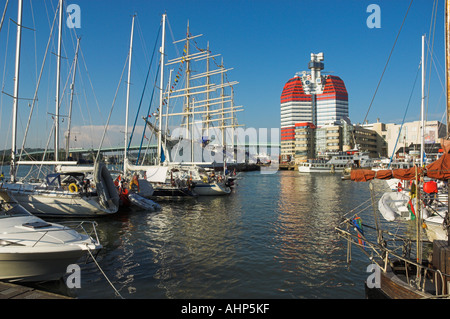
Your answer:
[280,53,349,161]
[293,118,379,163]
[363,120,446,159]
[280,76,312,162]
[294,122,316,163]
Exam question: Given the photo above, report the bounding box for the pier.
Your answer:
[278,162,297,170]
[0,282,71,299]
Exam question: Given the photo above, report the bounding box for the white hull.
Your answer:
[3,162,120,217]
[193,182,231,196]
[298,164,345,173]
[0,192,101,282]
[424,214,447,241]
[0,248,89,282]
[378,191,412,221]
[7,189,113,217]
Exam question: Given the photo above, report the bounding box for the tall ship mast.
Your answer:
[163,22,243,165]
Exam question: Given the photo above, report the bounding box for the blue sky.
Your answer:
[0,0,445,149]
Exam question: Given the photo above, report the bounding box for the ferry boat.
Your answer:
[298,150,374,173]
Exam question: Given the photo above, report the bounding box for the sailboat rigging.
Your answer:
[3,0,119,217]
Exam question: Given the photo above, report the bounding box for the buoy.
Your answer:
[423,181,438,194]
[68,183,78,193]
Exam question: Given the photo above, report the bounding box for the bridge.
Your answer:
[20,142,281,159]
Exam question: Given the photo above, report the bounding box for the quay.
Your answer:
[278,162,297,170]
[0,281,72,299]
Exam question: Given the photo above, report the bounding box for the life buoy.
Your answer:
[130,178,139,192]
[68,183,78,193]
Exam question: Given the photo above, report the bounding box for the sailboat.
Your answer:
[336,4,450,297]
[117,13,194,201]
[373,35,449,241]
[2,0,119,217]
[108,13,161,212]
[140,17,242,196]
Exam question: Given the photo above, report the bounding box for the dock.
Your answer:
[0,281,72,299]
[278,163,297,170]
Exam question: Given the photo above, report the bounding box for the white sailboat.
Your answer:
[113,14,160,210]
[3,0,119,217]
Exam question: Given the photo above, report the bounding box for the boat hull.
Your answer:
[366,263,432,299]
[0,248,87,282]
[424,215,447,241]
[298,164,345,173]
[128,193,160,211]
[8,191,115,217]
[193,183,231,196]
[151,186,197,197]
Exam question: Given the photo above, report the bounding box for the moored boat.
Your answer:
[0,189,102,282]
[298,150,374,173]
[4,162,120,217]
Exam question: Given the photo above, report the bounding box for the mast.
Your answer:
[185,21,191,142]
[124,14,135,176]
[206,42,211,137]
[447,0,450,139]
[10,0,23,183]
[221,57,225,172]
[420,34,425,167]
[446,0,450,246]
[158,13,166,165]
[66,37,80,160]
[164,69,173,161]
[54,0,63,162]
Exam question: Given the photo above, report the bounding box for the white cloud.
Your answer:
[68,124,152,150]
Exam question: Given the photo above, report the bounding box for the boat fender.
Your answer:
[423,181,438,194]
[68,183,78,193]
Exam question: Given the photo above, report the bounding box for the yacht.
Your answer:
[3,162,120,218]
[0,190,102,282]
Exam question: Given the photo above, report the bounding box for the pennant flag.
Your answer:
[409,181,416,199]
[352,217,365,248]
[160,146,166,163]
[407,199,416,220]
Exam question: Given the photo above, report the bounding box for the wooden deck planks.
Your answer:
[0,281,72,299]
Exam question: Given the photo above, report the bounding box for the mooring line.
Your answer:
[86,245,124,299]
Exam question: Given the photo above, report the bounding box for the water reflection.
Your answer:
[275,171,370,298]
[34,170,379,299]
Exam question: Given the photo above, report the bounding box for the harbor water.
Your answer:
[11,169,392,299]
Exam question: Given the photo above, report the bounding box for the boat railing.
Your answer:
[336,219,449,297]
[59,220,101,245]
[11,220,101,248]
